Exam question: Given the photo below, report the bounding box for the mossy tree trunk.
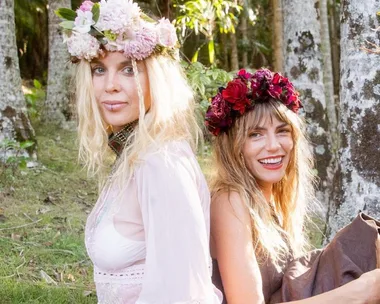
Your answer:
[0,0,36,161]
[44,0,71,125]
[326,0,380,239]
[283,0,336,219]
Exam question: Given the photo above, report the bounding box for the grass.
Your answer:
[0,122,98,303]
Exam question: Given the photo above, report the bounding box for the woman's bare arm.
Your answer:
[211,191,265,304]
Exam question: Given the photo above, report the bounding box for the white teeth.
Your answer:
[259,157,282,164]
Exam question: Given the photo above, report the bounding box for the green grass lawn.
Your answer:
[0,123,98,303]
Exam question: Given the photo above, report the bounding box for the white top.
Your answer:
[85,140,223,304]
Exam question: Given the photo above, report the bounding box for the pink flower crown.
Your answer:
[56,0,179,62]
[205,68,302,136]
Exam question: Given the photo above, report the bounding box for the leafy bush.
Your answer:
[0,139,35,172]
[183,61,232,114]
[24,79,46,118]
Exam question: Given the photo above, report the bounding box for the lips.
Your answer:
[102,101,127,111]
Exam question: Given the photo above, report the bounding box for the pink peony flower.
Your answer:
[97,0,140,34]
[67,32,100,60]
[79,0,94,12]
[156,18,177,47]
[123,26,157,60]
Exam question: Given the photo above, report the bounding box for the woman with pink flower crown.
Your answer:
[206,69,380,304]
[56,1,223,303]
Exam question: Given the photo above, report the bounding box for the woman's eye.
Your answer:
[91,66,105,75]
[122,66,134,75]
[278,128,291,134]
[249,132,261,138]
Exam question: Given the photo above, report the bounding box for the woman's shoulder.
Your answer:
[211,190,251,224]
[136,140,195,171]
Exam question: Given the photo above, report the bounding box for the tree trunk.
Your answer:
[328,0,340,99]
[272,0,284,72]
[45,0,71,124]
[230,32,239,71]
[0,0,36,161]
[240,13,248,68]
[220,33,230,71]
[283,0,335,218]
[326,0,380,239]
[319,0,339,234]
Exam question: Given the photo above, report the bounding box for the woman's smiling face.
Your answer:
[242,115,294,189]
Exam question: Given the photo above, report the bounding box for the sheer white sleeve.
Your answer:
[135,145,221,304]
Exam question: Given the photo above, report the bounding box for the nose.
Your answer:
[105,71,121,93]
[265,133,281,152]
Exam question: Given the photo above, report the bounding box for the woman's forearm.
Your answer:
[284,277,366,304]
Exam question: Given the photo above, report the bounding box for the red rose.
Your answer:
[237,69,253,80]
[222,79,250,114]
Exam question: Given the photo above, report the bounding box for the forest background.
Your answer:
[0,0,379,303]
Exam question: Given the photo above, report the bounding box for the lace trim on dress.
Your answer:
[94,264,145,285]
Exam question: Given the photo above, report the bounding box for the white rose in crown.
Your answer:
[74,10,95,34]
[156,18,177,48]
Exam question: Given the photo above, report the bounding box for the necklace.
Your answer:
[107,120,138,156]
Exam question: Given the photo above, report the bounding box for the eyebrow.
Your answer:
[253,122,290,131]
[89,60,133,66]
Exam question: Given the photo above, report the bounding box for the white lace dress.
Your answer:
[85,141,223,304]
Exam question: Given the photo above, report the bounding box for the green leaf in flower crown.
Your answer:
[104,30,117,41]
[92,3,100,23]
[55,8,77,21]
[59,21,75,30]
[141,13,156,23]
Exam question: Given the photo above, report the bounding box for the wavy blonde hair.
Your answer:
[74,55,201,187]
[210,100,316,264]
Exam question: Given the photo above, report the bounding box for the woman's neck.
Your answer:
[259,183,273,203]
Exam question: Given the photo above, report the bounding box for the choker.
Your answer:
[108,120,138,157]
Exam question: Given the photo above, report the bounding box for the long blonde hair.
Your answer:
[210,100,315,264]
[74,55,201,186]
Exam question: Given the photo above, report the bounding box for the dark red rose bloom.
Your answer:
[222,79,248,104]
[209,92,230,119]
[253,68,273,83]
[205,92,234,136]
[272,73,282,85]
[268,84,282,99]
[222,79,250,114]
[237,69,253,80]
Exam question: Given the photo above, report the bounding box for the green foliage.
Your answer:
[183,62,232,114]
[92,3,100,23]
[55,8,76,21]
[174,0,242,64]
[24,79,46,118]
[0,139,35,172]
[15,0,48,81]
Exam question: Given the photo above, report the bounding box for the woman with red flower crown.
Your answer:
[55,0,223,303]
[206,68,380,304]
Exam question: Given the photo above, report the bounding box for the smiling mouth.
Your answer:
[258,157,283,165]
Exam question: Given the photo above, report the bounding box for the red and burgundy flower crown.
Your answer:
[205,68,302,136]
